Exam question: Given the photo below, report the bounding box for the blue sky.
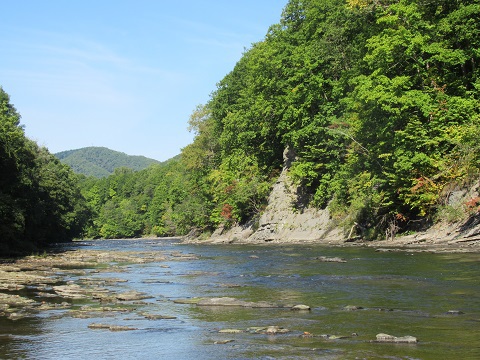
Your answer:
[0,1,287,161]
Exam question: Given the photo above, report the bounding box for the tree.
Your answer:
[1,87,88,255]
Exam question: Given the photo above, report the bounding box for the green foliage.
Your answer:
[209,150,272,225]
[72,0,480,241]
[1,87,89,255]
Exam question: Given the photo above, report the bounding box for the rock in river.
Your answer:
[375,333,418,343]
[314,256,347,263]
[116,290,151,301]
[88,323,138,331]
[291,304,311,311]
[196,297,286,308]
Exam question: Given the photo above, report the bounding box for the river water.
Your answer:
[1,239,479,359]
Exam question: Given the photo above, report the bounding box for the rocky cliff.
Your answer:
[207,148,344,244]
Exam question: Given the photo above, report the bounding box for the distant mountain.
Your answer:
[55,147,161,178]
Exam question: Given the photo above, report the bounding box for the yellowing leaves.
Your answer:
[346,0,370,9]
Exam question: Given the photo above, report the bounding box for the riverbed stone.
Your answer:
[375,333,418,343]
[446,309,464,315]
[116,290,151,301]
[196,297,286,308]
[0,293,36,307]
[88,323,138,331]
[141,312,177,320]
[314,256,347,263]
[109,325,138,331]
[6,312,29,321]
[0,269,59,289]
[53,284,90,299]
[173,297,205,304]
[218,329,244,333]
[263,326,290,335]
[214,339,235,344]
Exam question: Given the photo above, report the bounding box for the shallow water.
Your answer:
[1,239,479,359]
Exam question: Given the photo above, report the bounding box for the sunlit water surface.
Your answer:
[1,239,479,359]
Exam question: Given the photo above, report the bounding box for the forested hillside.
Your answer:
[55,147,160,178]
[0,88,89,255]
[2,0,479,248]
[78,0,480,240]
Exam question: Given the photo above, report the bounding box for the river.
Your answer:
[1,239,479,359]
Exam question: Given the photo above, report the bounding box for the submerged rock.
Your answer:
[116,290,151,301]
[375,333,418,343]
[53,284,90,299]
[0,293,36,307]
[87,323,111,329]
[88,323,137,331]
[6,312,28,321]
[196,297,285,308]
[142,313,177,320]
[322,334,350,340]
[214,339,235,344]
[446,310,464,315]
[109,325,138,331]
[263,326,290,335]
[291,304,311,311]
[218,329,244,334]
[173,297,204,304]
[314,256,347,263]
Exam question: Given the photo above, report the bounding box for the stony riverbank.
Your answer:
[0,248,195,321]
[184,215,480,253]
[0,247,430,347]
[0,247,422,346]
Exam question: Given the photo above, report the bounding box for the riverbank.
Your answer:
[185,165,480,253]
[184,214,480,253]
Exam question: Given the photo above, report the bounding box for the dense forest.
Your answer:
[1,0,479,253]
[0,88,89,255]
[77,0,479,240]
[56,147,161,178]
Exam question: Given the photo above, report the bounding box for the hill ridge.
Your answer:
[55,146,160,177]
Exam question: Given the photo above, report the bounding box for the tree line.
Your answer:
[77,0,480,240]
[2,0,479,253]
[0,87,89,255]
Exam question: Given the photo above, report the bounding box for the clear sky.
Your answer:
[0,0,287,161]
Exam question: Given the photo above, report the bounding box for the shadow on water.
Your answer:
[1,239,479,359]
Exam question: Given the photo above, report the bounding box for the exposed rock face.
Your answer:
[248,168,337,243]
[209,147,343,244]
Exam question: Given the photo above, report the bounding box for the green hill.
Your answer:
[55,147,161,177]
